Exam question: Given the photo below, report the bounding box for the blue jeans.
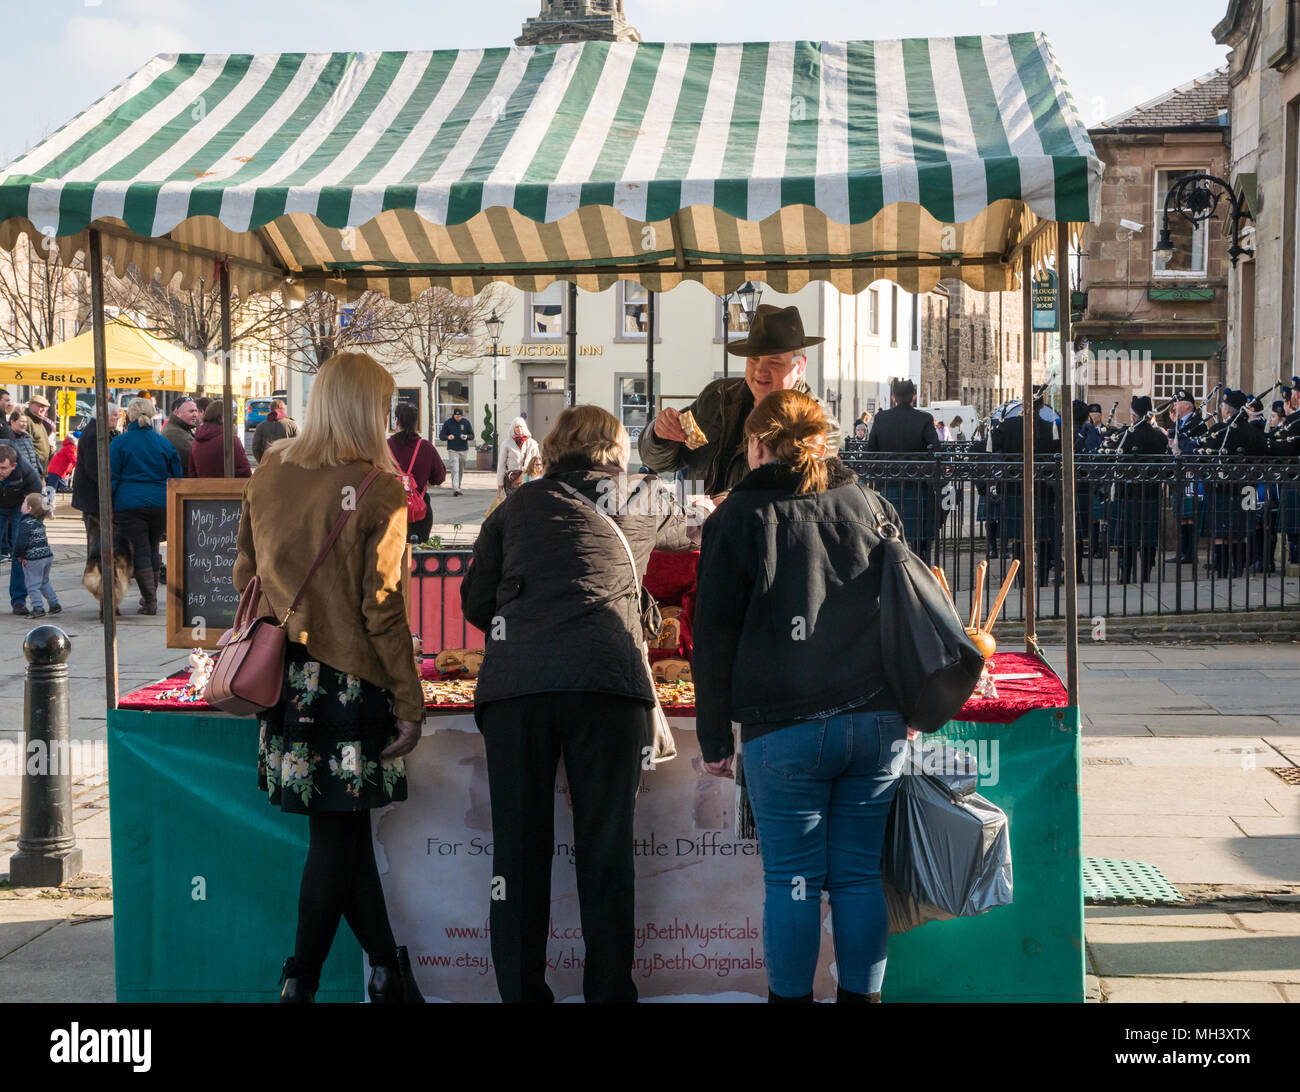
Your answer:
[743,708,909,997]
[0,507,25,604]
[23,556,57,611]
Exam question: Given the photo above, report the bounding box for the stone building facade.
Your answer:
[919,281,1032,422]
[517,1,642,46]
[1077,68,1231,418]
[1214,0,1300,392]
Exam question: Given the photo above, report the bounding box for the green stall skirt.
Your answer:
[884,706,1084,1003]
[107,709,363,1003]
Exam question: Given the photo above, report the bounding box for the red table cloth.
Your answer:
[119,651,1063,722]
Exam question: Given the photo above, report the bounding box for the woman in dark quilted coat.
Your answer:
[462,404,703,1005]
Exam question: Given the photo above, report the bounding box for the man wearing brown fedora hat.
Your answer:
[24,394,53,473]
[638,303,840,495]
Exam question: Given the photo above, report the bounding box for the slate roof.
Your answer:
[1093,67,1230,131]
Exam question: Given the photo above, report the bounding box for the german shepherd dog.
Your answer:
[83,532,134,615]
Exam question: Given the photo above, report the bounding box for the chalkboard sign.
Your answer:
[166,478,249,650]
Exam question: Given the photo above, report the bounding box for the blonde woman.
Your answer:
[109,397,182,614]
[496,416,540,498]
[233,352,425,1004]
[462,405,703,1003]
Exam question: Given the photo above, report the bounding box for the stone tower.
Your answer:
[516,1,642,46]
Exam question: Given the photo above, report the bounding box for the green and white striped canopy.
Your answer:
[0,35,1100,300]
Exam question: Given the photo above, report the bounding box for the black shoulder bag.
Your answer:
[857,484,985,732]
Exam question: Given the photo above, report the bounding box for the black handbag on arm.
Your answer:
[858,485,985,733]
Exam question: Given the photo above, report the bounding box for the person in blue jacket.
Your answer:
[110,398,182,614]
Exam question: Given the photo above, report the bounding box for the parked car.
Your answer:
[244,398,273,429]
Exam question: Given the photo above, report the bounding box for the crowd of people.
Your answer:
[834,376,1300,585]
[0,383,487,618]
[237,304,919,1006]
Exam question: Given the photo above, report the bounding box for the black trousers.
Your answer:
[115,505,165,572]
[479,691,644,1004]
[409,492,433,544]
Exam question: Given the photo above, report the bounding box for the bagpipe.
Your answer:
[1193,380,1282,452]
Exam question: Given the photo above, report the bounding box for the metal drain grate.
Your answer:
[1083,857,1185,905]
[1267,766,1300,786]
[1085,757,1132,766]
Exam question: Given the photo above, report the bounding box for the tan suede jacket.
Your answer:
[232,449,423,722]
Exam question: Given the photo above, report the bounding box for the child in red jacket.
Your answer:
[46,435,78,492]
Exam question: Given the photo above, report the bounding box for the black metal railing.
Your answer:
[407,455,1300,628]
[840,452,1300,621]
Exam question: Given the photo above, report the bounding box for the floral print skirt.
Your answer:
[257,642,408,814]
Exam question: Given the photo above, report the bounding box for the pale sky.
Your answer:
[2,0,1231,167]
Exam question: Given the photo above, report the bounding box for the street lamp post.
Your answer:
[720,281,764,378]
[1155,173,1253,267]
[485,310,504,471]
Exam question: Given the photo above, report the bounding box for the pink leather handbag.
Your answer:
[204,468,383,715]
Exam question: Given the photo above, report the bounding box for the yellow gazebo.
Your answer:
[0,318,196,390]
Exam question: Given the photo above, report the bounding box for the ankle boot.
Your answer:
[1230,543,1247,578]
[836,986,882,1003]
[279,957,317,1003]
[767,988,815,1003]
[1141,546,1156,584]
[1212,544,1229,578]
[367,946,426,1003]
[134,568,157,615]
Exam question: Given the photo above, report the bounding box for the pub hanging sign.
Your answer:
[1032,270,1059,332]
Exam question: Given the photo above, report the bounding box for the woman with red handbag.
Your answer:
[233,352,426,1004]
[387,402,445,544]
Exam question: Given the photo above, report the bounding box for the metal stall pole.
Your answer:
[1056,222,1080,706]
[567,282,578,406]
[220,262,234,478]
[87,229,118,711]
[645,289,656,453]
[1021,254,1037,651]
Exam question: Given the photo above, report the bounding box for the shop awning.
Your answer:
[1084,337,1223,360]
[0,319,196,389]
[0,35,1100,299]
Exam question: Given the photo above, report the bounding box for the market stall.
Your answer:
[1,33,1100,1001]
[109,649,1075,1002]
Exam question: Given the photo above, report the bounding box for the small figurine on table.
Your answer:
[187,649,213,694]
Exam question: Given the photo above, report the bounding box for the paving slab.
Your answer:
[1147,717,1290,737]
[1099,976,1287,1002]
[1230,815,1300,837]
[1082,722,1155,737]
[0,898,98,959]
[1085,906,1239,929]
[1081,689,1215,715]
[0,917,115,1002]
[1083,767,1288,817]
[1084,813,1241,838]
[1264,791,1300,816]
[1228,911,1300,933]
[1083,836,1300,885]
[1088,923,1300,982]
[1077,648,1161,663]
[1081,737,1292,768]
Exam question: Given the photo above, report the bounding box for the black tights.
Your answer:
[294,811,397,984]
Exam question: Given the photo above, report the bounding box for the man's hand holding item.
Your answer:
[653,406,687,443]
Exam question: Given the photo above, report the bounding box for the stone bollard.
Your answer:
[8,626,83,887]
